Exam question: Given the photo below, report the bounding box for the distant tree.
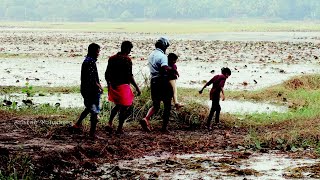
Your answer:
[119,10,133,21]
[5,6,26,20]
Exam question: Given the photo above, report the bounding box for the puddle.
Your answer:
[208,100,288,114]
[1,93,288,115]
[96,152,318,180]
[242,153,317,179]
[1,93,85,108]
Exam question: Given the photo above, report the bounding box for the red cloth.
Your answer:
[108,84,134,106]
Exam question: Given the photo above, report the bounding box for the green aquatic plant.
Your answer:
[21,83,34,97]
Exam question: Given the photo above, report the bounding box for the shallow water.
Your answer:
[1,93,84,108]
[1,93,287,114]
[1,58,320,91]
[97,151,319,180]
[1,30,320,91]
[209,100,288,114]
[242,153,317,179]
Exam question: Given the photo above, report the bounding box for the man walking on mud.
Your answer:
[105,41,141,134]
[141,37,173,133]
[72,43,103,139]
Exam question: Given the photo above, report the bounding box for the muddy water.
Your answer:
[1,93,84,108]
[1,90,286,115]
[1,58,320,91]
[1,30,320,90]
[213,100,288,114]
[1,93,287,114]
[97,151,318,179]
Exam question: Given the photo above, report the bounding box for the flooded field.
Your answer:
[1,28,320,179]
[1,92,288,114]
[1,58,320,91]
[1,30,320,91]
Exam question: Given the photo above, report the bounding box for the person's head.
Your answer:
[221,67,231,78]
[168,53,178,66]
[155,37,170,53]
[87,43,100,59]
[121,41,133,55]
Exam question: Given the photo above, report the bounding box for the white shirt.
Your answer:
[148,48,168,78]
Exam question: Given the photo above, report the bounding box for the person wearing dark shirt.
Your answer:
[199,67,231,130]
[73,43,103,139]
[105,41,141,134]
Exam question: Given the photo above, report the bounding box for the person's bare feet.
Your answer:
[88,134,103,141]
[68,123,83,134]
[140,118,151,132]
[115,129,124,134]
[105,125,113,134]
[160,127,170,133]
[205,125,212,131]
[175,103,184,110]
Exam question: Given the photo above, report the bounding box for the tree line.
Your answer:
[0,0,320,21]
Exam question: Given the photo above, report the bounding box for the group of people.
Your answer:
[71,37,231,139]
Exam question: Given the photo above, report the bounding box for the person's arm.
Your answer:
[199,79,213,94]
[174,64,179,77]
[105,61,111,89]
[161,65,172,72]
[128,58,141,96]
[160,55,172,73]
[220,87,225,101]
[219,78,226,101]
[96,81,103,93]
[87,62,101,92]
[130,76,141,96]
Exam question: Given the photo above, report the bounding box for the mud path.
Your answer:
[1,110,318,179]
[0,110,247,179]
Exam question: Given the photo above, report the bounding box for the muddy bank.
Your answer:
[0,110,247,179]
[1,109,319,179]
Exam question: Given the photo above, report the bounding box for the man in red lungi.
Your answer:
[105,41,141,134]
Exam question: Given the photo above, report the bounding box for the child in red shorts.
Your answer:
[199,67,231,130]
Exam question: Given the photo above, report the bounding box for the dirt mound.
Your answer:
[286,78,304,89]
[285,75,320,90]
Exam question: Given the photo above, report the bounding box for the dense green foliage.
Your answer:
[1,0,320,21]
